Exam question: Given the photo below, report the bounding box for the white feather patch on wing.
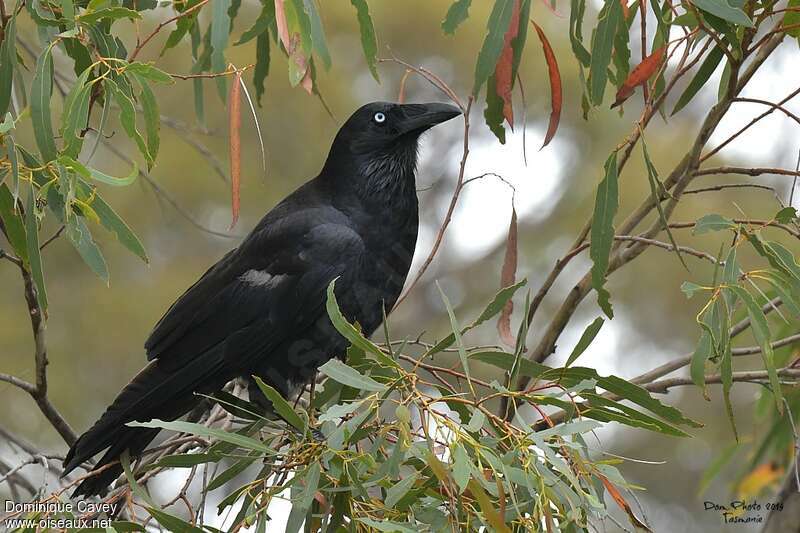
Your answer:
[240,269,286,288]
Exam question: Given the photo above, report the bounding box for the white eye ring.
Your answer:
[373,112,386,123]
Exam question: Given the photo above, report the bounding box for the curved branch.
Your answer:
[643,367,800,394]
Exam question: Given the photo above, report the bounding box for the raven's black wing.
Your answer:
[144,195,364,371]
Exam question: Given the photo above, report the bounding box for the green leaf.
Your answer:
[569,0,591,66]
[4,134,19,204]
[785,0,800,38]
[385,471,419,508]
[642,135,686,268]
[137,81,160,167]
[153,452,220,468]
[26,0,61,26]
[318,359,387,392]
[726,286,783,412]
[425,279,527,356]
[0,112,13,134]
[235,2,275,45]
[120,450,155,506]
[60,0,75,26]
[254,32,271,106]
[60,68,94,158]
[451,443,471,493]
[471,351,702,428]
[468,478,512,533]
[146,507,205,533]
[680,281,706,298]
[536,419,602,439]
[0,184,28,264]
[584,394,692,436]
[510,0,531,82]
[86,162,139,187]
[318,400,363,422]
[762,270,800,316]
[66,214,109,282]
[588,0,623,105]
[692,0,753,26]
[720,342,738,439]
[162,0,203,54]
[128,419,270,452]
[356,518,418,533]
[75,180,148,262]
[205,453,258,491]
[325,279,395,365]
[350,0,379,82]
[463,409,484,433]
[304,0,331,69]
[610,7,631,90]
[24,182,47,311]
[107,79,151,167]
[31,47,58,162]
[565,317,604,367]
[0,12,17,117]
[442,0,472,34]
[775,206,798,224]
[124,62,174,84]
[589,153,619,318]
[109,521,146,532]
[436,280,473,391]
[484,73,506,143]
[693,213,736,234]
[77,6,141,24]
[252,376,307,431]
[472,0,515,97]
[210,0,232,99]
[672,45,724,115]
[745,233,800,284]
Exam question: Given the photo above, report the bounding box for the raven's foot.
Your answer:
[308,426,325,442]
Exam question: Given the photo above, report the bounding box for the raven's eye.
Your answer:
[373,112,386,124]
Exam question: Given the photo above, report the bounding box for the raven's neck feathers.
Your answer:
[321,136,421,212]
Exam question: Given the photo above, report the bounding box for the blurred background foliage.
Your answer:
[1,0,799,530]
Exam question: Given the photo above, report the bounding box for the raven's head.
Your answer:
[323,101,461,195]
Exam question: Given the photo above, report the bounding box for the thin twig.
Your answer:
[397,97,473,305]
[644,367,800,394]
[39,225,65,250]
[128,0,210,61]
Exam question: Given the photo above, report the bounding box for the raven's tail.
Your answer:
[62,359,219,498]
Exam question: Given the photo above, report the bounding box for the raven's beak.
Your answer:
[398,103,462,134]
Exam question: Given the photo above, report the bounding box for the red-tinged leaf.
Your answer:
[497,205,518,347]
[612,46,665,108]
[274,0,291,49]
[228,69,242,229]
[539,0,563,17]
[274,0,313,94]
[494,0,521,128]
[598,474,652,532]
[620,0,630,20]
[531,21,561,148]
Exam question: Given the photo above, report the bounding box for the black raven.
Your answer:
[62,101,461,497]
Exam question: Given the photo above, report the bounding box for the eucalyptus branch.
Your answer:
[669,219,800,238]
[693,166,800,178]
[643,367,800,394]
[0,247,23,267]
